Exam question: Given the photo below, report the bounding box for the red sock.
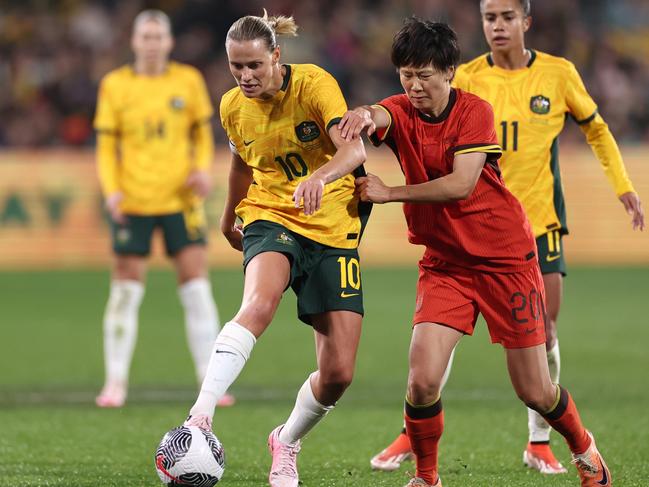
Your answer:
[404,397,443,484]
[541,385,591,454]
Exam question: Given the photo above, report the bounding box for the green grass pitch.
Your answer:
[0,267,647,486]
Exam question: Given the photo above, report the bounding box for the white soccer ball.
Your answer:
[155,425,225,486]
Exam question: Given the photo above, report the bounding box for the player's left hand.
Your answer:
[186,170,212,197]
[293,176,325,215]
[619,191,645,231]
[355,173,392,203]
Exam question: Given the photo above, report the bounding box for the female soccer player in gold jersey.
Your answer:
[183,11,370,487]
[94,10,233,408]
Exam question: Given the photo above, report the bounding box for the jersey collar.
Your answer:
[486,49,537,69]
[416,88,457,124]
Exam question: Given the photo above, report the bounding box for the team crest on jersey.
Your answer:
[530,95,551,115]
[169,96,185,110]
[295,121,320,142]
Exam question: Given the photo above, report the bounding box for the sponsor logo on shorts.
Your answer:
[340,291,360,298]
[546,254,561,262]
[275,232,294,245]
[116,228,130,243]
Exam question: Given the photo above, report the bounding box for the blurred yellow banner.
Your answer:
[0,146,647,268]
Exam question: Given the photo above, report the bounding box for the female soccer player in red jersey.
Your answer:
[304,18,611,487]
[370,0,643,477]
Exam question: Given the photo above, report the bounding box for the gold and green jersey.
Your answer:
[454,50,635,237]
[94,62,214,214]
[220,63,369,249]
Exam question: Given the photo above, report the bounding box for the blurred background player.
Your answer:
[369,0,645,475]
[338,17,612,487]
[94,10,234,408]
[183,10,370,487]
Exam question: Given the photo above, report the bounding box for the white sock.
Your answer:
[102,280,145,386]
[178,278,220,383]
[189,321,256,418]
[528,342,561,442]
[279,373,334,445]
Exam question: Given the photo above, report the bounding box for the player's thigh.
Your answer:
[413,264,478,336]
[293,245,364,326]
[409,322,462,393]
[233,221,300,335]
[111,214,155,257]
[172,244,208,284]
[161,210,207,259]
[476,266,547,349]
[311,310,362,379]
[505,343,556,409]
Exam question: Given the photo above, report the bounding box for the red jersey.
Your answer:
[371,88,536,272]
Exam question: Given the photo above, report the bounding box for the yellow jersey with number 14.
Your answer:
[454,50,635,237]
[220,63,370,249]
[94,62,214,215]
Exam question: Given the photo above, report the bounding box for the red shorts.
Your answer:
[413,260,546,349]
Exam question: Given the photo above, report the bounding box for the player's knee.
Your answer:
[517,386,554,412]
[239,293,281,325]
[407,374,441,405]
[318,366,354,395]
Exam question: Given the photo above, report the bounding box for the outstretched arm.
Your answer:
[580,116,644,230]
[356,152,486,204]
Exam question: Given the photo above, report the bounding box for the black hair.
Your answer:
[391,18,460,71]
[480,0,531,16]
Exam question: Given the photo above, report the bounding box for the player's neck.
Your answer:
[491,47,530,70]
[421,86,451,118]
[134,59,168,76]
[259,64,286,100]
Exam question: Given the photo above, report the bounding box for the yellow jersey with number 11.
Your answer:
[454,50,635,237]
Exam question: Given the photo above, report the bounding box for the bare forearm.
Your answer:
[312,140,366,184]
[389,172,473,203]
[223,164,252,222]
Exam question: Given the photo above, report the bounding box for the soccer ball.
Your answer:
[155,425,225,486]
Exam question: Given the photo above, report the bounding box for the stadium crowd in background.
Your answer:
[2,0,649,147]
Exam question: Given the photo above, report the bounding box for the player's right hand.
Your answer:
[105,192,126,225]
[220,217,244,251]
[339,107,376,141]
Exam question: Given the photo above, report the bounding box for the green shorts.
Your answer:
[536,230,567,276]
[111,208,207,257]
[242,220,364,325]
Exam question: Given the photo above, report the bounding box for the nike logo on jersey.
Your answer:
[243,139,255,146]
[340,291,360,298]
[546,254,561,262]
